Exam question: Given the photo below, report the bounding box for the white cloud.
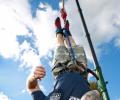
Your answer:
[33,5,57,56]
[0,92,10,100]
[0,0,31,60]
[20,49,40,68]
[0,0,57,68]
[0,0,120,68]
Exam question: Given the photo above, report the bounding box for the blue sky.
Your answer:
[0,0,120,100]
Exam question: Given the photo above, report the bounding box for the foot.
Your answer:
[64,20,70,31]
[55,17,61,29]
[55,17,63,35]
[63,20,71,37]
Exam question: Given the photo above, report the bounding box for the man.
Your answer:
[26,17,100,100]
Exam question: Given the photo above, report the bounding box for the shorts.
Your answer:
[52,45,87,76]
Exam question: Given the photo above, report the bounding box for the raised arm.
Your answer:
[26,66,46,93]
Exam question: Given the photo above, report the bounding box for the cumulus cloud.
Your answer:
[0,0,32,59]
[0,92,10,100]
[0,0,57,68]
[0,0,120,68]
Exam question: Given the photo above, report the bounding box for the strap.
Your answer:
[87,69,99,80]
[76,61,99,80]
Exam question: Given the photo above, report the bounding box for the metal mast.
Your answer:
[75,0,110,99]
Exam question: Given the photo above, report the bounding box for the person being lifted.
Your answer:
[26,9,100,100]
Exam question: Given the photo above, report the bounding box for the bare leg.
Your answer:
[63,20,87,68]
[64,36,76,48]
[63,20,77,47]
[55,17,65,46]
[56,34,65,46]
[53,17,70,76]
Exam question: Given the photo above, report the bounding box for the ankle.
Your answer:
[63,28,71,37]
[56,28,63,37]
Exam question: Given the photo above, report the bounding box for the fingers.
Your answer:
[34,66,46,80]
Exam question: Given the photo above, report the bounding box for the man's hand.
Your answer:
[34,66,46,80]
[26,66,46,93]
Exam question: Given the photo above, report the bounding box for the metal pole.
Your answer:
[75,0,110,99]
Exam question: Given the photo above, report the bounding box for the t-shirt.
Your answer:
[31,72,90,100]
[32,90,46,100]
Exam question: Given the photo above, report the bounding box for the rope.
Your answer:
[62,0,65,10]
[60,0,76,64]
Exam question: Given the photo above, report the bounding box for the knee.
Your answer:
[57,34,64,39]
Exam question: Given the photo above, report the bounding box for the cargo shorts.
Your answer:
[52,45,87,76]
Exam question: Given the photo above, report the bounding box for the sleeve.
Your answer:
[31,90,46,100]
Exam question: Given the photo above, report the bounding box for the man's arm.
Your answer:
[26,66,46,93]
